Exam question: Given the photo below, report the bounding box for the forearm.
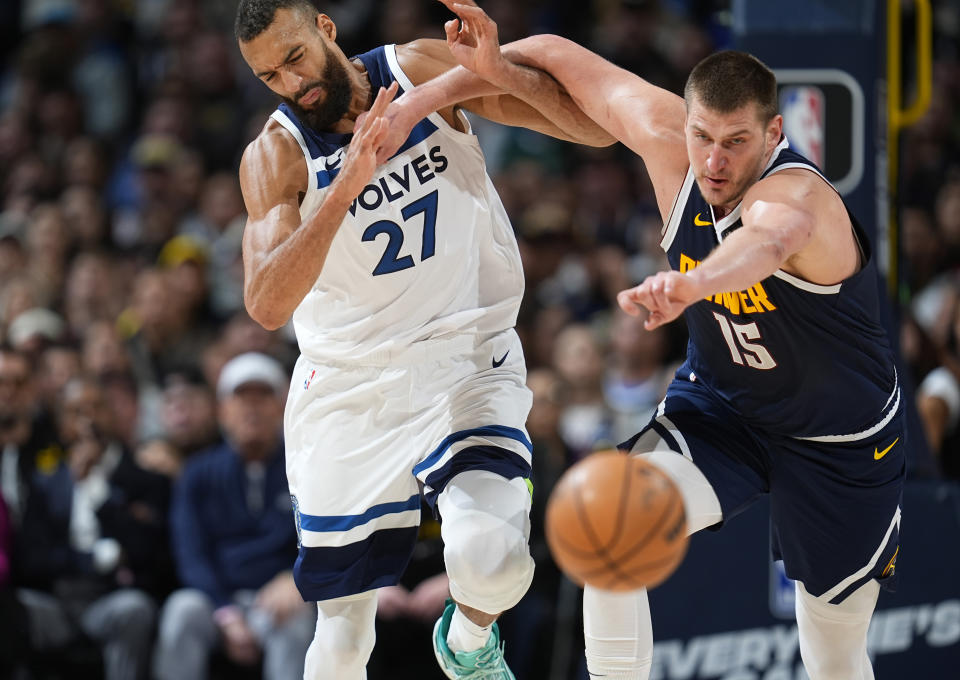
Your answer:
[686,228,789,297]
[244,186,354,330]
[400,66,501,122]
[400,38,613,146]
[496,35,624,136]
[470,48,616,146]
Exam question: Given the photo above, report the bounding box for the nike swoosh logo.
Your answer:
[874,437,899,460]
[694,212,712,227]
[492,351,509,368]
[324,155,342,172]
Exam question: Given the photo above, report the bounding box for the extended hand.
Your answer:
[254,571,304,625]
[373,94,421,165]
[406,573,450,623]
[437,0,509,86]
[334,81,399,198]
[219,617,261,666]
[617,270,703,329]
[376,584,411,621]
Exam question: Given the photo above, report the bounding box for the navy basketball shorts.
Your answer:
[621,373,905,604]
[283,329,533,603]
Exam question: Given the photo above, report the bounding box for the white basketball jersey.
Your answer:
[269,45,523,363]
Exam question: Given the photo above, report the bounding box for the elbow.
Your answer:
[509,34,573,68]
[583,133,618,148]
[535,34,574,52]
[245,295,289,332]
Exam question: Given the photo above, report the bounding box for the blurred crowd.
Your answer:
[0,0,958,679]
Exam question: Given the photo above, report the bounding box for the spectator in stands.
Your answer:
[552,323,617,457]
[0,344,62,530]
[604,307,674,442]
[0,492,28,677]
[160,364,220,458]
[154,352,313,680]
[15,375,171,680]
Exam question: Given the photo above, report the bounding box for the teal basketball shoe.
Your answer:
[432,600,516,679]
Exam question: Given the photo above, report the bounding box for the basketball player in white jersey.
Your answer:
[382,2,905,680]
[234,1,613,678]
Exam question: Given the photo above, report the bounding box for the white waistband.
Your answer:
[300,333,477,367]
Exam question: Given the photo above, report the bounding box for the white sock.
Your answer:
[447,606,492,654]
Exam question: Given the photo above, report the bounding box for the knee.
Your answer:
[158,589,216,642]
[440,473,534,611]
[102,590,157,640]
[795,582,876,680]
[799,647,871,680]
[443,519,532,597]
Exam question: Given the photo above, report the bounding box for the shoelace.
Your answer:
[459,641,510,679]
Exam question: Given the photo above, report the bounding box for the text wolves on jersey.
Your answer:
[349,146,448,217]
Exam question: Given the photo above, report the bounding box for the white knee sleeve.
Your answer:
[583,585,653,680]
[796,580,879,680]
[628,434,723,535]
[438,470,535,614]
[304,592,378,680]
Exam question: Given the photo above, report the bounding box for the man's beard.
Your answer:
[283,54,353,131]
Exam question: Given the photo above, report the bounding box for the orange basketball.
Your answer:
[545,450,688,591]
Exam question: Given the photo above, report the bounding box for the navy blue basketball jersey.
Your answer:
[660,138,899,440]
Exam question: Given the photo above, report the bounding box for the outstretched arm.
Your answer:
[240,83,397,330]
[392,0,688,218]
[618,173,818,329]
[388,37,615,153]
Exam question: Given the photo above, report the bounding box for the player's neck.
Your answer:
[337,58,373,134]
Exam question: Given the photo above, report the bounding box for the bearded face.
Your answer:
[280,41,353,131]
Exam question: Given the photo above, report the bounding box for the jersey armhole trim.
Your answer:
[772,270,842,294]
[270,110,318,193]
[765,161,848,294]
[660,167,695,252]
[384,44,478,143]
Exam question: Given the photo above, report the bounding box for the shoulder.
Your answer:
[239,118,308,206]
[241,119,303,178]
[393,39,456,87]
[745,166,833,213]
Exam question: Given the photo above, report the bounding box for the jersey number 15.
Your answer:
[712,312,777,370]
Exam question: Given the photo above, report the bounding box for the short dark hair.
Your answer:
[684,51,778,123]
[235,0,319,42]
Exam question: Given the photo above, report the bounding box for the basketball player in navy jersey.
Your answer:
[385,2,906,679]
[232,1,613,678]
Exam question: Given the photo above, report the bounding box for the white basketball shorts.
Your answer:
[283,329,532,602]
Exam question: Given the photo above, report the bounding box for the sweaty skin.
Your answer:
[237,8,613,331]
[236,6,613,628]
[412,1,860,330]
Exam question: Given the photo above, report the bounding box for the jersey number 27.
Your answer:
[362,190,438,276]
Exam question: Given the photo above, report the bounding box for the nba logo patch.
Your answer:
[781,85,825,168]
[303,369,316,390]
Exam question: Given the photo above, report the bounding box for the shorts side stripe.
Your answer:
[413,425,532,477]
[819,506,901,603]
[299,508,422,548]
[299,494,421,532]
[654,415,693,460]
